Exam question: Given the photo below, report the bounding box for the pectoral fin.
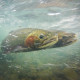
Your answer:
[13,46,28,52]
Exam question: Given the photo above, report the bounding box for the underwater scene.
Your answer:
[0,0,80,80]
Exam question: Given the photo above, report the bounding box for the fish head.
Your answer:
[25,30,58,49]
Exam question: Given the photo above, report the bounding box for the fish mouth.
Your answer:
[61,33,77,46]
[66,34,77,44]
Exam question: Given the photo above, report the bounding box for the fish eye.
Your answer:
[39,34,45,39]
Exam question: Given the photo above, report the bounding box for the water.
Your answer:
[0,0,80,80]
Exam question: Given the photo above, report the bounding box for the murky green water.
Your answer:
[0,0,80,80]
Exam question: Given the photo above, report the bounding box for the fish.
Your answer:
[1,28,77,53]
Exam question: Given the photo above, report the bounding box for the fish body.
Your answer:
[1,28,77,53]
